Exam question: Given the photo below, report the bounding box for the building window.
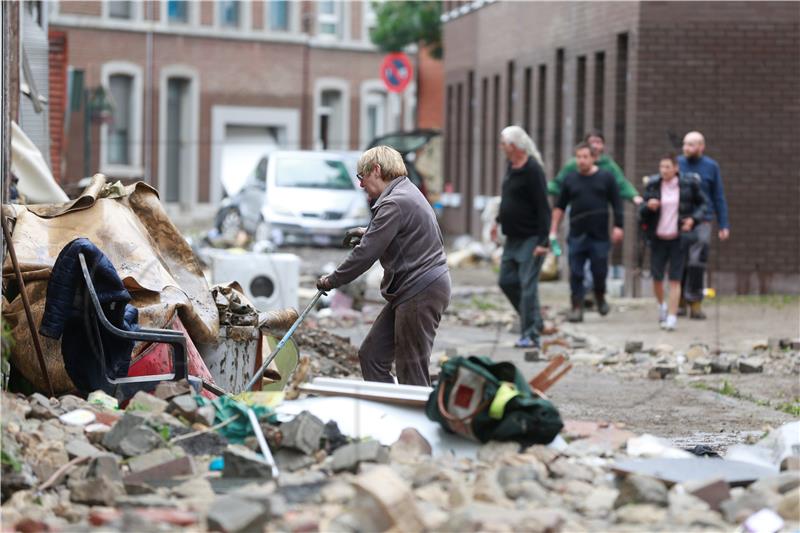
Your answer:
[575,55,586,144]
[101,62,142,176]
[108,74,133,165]
[594,51,605,131]
[492,74,499,192]
[615,33,629,170]
[553,48,565,172]
[219,1,240,28]
[167,0,189,23]
[269,0,290,31]
[536,64,547,154]
[506,61,514,126]
[362,0,377,41]
[318,0,341,37]
[316,80,351,150]
[108,0,133,19]
[523,67,532,133]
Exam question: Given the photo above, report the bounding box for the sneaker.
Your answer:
[658,302,668,323]
[661,315,677,331]
[514,336,540,349]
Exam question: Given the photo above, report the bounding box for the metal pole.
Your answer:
[242,290,324,392]
[1,214,54,397]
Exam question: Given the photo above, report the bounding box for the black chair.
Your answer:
[78,253,194,399]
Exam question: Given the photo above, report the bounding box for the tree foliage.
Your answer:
[370,1,443,59]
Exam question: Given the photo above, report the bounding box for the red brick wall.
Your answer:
[635,1,800,294]
[48,30,68,184]
[417,46,443,130]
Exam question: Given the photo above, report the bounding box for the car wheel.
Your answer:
[218,208,243,243]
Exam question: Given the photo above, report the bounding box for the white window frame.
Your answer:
[100,61,143,178]
[313,77,350,151]
[403,82,417,130]
[102,0,141,21]
[215,0,251,31]
[158,65,200,209]
[264,0,299,33]
[317,0,349,40]
[359,79,401,148]
[210,105,300,204]
[159,0,199,27]
[361,0,377,42]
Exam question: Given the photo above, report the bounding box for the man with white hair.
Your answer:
[317,146,450,386]
[677,131,730,319]
[491,126,551,349]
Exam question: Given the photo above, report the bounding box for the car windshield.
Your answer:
[275,157,355,190]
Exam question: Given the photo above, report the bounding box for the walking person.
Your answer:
[548,130,642,309]
[549,142,624,322]
[490,126,551,349]
[317,146,450,386]
[678,131,730,319]
[640,153,708,330]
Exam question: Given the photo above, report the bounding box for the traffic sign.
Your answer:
[380,52,413,93]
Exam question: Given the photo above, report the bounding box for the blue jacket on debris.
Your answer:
[39,238,139,394]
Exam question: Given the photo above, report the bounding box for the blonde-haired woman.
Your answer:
[317,146,450,386]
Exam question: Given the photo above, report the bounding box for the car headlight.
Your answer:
[350,203,370,219]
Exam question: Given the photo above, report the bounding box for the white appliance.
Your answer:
[210,251,300,311]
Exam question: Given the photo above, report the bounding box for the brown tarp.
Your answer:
[2,174,219,393]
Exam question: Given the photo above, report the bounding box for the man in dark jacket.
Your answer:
[549,142,624,322]
[317,146,450,386]
[491,126,550,349]
[640,153,708,330]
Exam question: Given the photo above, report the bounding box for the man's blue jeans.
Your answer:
[499,236,545,341]
[568,234,610,300]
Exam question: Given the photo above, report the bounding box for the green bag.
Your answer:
[425,356,563,446]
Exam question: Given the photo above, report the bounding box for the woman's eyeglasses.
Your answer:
[356,173,364,183]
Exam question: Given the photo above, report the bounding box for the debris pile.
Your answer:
[291,327,362,379]
[1,388,798,532]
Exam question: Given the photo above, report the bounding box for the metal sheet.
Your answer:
[611,458,777,487]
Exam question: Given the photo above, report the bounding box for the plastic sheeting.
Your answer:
[11,121,69,204]
[2,174,219,393]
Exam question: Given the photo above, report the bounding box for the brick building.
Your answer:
[441,1,799,295]
[49,0,420,220]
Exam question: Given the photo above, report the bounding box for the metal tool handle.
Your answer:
[242,290,325,392]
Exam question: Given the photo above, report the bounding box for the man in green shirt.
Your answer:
[549,130,642,204]
[548,131,642,309]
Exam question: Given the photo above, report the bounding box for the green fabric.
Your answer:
[195,394,276,444]
[549,155,639,200]
[425,356,563,446]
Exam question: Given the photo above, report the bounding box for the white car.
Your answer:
[263,151,370,246]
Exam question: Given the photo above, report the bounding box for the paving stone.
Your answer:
[69,476,125,506]
[280,410,325,455]
[65,439,103,459]
[126,391,169,414]
[351,465,425,532]
[153,380,193,401]
[223,446,274,479]
[118,425,163,457]
[167,394,199,419]
[274,448,316,472]
[207,495,269,533]
[777,487,800,521]
[174,431,228,456]
[86,454,122,483]
[101,412,149,454]
[615,474,669,508]
[738,356,765,374]
[624,340,644,353]
[390,427,432,463]
[331,440,389,473]
[124,456,196,485]
[476,441,520,463]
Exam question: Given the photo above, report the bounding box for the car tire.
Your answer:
[217,207,243,243]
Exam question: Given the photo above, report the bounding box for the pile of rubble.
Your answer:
[2,385,798,532]
[291,327,362,379]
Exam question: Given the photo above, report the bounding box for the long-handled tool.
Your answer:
[241,289,325,393]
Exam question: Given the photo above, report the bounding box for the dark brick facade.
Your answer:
[442,1,800,295]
